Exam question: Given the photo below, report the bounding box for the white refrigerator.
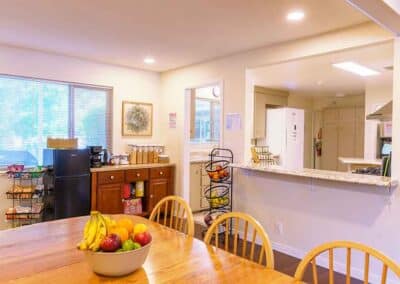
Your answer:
[266,107,304,169]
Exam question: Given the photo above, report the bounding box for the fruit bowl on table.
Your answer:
[84,241,152,277]
[77,212,153,277]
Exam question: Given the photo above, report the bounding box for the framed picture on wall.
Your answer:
[122,101,153,136]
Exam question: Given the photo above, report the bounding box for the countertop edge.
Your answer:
[230,163,397,188]
[90,163,175,172]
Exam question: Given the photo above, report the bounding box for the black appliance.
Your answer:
[89,146,103,168]
[43,148,90,219]
[102,149,109,165]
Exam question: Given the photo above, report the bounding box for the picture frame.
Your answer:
[122,101,153,136]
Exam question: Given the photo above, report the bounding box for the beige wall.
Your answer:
[313,94,365,110]
[0,44,161,229]
[161,23,397,282]
[161,22,392,195]
[253,86,289,139]
[0,45,162,154]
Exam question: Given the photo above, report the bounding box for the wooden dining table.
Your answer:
[0,215,298,283]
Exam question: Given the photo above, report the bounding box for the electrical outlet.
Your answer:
[275,222,283,235]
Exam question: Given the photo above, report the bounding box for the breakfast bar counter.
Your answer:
[0,215,297,283]
[231,163,397,189]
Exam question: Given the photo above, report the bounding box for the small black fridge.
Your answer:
[43,148,90,219]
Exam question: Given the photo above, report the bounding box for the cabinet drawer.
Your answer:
[98,171,125,185]
[150,167,170,179]
[126,168,149,182]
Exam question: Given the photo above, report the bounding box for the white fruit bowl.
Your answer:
[84,242,151,277]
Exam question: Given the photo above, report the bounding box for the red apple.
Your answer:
[100,233,122,252]
[133,231,152,246]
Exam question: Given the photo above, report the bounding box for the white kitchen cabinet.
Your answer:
[189,162,210,212]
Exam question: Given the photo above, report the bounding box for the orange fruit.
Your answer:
[109,227,129,242]
[116,218,134,234]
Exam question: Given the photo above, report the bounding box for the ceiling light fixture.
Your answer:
[286,10,305,22]
[332,61,379,77]
[144,57,155,64]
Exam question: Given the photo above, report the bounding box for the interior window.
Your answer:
[191,85,220,143]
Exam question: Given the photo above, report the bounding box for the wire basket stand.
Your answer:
[203,148,233,235]
[5,169,46,228]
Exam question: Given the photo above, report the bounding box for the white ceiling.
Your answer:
[249,42,393,96]
[0,0,369,71]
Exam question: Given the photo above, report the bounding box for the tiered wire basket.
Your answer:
[203,148,233,229]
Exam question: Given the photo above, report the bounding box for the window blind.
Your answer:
[0,75,113,166]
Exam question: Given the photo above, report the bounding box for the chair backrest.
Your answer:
[149,195,194,236]
[294,241,400,284]
[203,212,274,269]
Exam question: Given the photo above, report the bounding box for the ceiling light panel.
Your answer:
[332,61,380,77]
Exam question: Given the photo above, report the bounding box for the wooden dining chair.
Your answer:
[149,195,195,237]
[294,241,400,284]
[203,212,274,269]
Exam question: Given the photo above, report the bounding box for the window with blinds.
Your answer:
[0,75,112,167]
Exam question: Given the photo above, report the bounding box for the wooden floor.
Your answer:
[194,223,363,284]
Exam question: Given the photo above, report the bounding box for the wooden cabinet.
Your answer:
[125,168,149,182]
[321,107,365,171]
[98,171,125,185]
[189,162,210,212]
[148,178,170,213]
[97,184,123,214]
[91,165,174,215]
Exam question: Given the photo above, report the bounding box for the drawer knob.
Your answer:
[159,171,164,175]
[110,175,114,180]
[136,173,141,177]
[150,194,154,198]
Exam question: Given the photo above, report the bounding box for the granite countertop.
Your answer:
[90,163,175,172]
[230,163,397,188]
[338,157,382,165]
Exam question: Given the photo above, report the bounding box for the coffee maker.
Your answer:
[88,146,103,168]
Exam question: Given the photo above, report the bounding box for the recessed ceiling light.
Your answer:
[144,57,155,64]
[317,80,323,85]
[332,61,379,77]
[287,10,305,22]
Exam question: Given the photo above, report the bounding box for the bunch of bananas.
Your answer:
[77,211,115,251]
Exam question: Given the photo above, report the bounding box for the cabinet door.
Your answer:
[97,184,123,214]
[189,164,201,212]
[322,109,339,171]
[148,179,169,213]
[337,108,356,171]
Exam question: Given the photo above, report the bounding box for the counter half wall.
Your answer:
[230,163,399,283]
